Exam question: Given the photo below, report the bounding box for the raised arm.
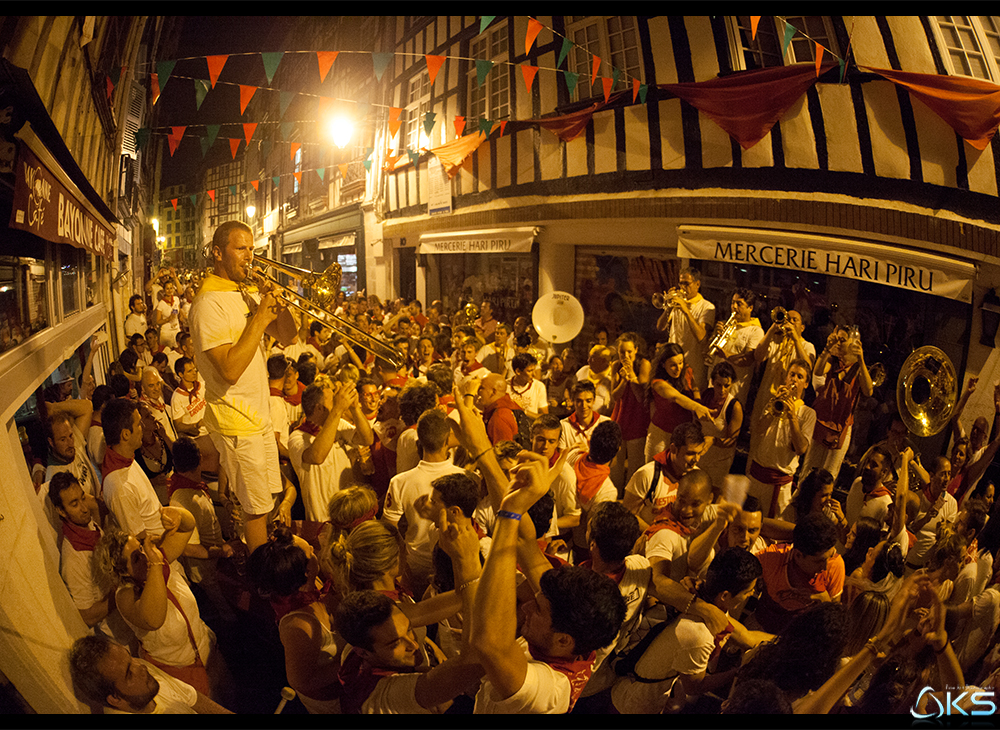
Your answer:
[651,379,713,421]
[201,288,286,386]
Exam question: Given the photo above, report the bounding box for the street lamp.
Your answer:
[327,116,354,149]
[246,204,256,219]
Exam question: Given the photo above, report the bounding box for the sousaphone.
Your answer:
[532,292,585,344]
[896,345,958,437]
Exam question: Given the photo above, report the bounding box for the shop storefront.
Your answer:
[278,208,364,294]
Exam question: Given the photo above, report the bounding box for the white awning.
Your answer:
[418,226,540,255]
[319,233,356,250]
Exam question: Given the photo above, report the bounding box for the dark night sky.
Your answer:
[156,16,308,188]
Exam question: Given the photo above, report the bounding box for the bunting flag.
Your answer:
[781,22,796,57]
[478,117,493,136]
[229,138,241,159]
[591,56,601,86]
[498,120,508,137]
[526,18,544,55]
[207,190,216,203]
[372,52,393,81]
[338,163,348,179]
[229,184,237,198]
[388,107,402,140]
[557,37,572,69]
[106,76,114,102]
[170,126,187,144]
[521,65,539,93]
[188,194,197,208]
[564,70,580,96]
[638,83,649,104]
[659,62,836,149]
[862,65,1000,150]
[156,59,176,92]
[135,127,150,150]
[317,51,339,83]
[280,121,293,141]
[243,122,258,144]
[272,176,280,189]
[476,60,494,88]
[170,198,178,211]
[425,55,445,86]
[251,179,259,191]
[751,17,761,40]
[290,142,301,160]
[205,124,220,148]
[602,77,613,103]
[429,129,489,177]
[815,45,825,77]
[423,111,437,136]
[633,78,640,103]
[294,170,303,185]
[239,85,257,114]
[194,79,210,110]
[454,116,466,138]
[407,148,421,165]
[280,90,295,119]
[206,54,228,88]
[528,99,608,143]
[479,16,496,34]
[150,72,161,105]
[261,52,284,84]
[200,137,211,158]
[316,167,326,182]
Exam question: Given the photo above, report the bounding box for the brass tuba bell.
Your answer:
[896,346,957,437]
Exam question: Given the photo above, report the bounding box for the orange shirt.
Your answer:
[754,543,845,633]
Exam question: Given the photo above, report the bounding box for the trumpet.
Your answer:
[763,392,795,419]
[246,254,406,369]
[707,313,738,359]
[652,288,684,310]
[771,306,787,325]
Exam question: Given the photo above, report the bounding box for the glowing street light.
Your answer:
[327,116,354,149]
[246,204,256,219]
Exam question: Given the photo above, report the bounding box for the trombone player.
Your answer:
[655,267,715,391]
[188,220,297,554]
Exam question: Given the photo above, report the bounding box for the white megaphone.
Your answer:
[531,292,584,345]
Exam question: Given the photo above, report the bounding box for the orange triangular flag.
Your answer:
[338,163,348,179]
[207,189,216,203]
[454,116,466,138]
[170,125,187,142]
[243,122,257,145]
[526,18,544,55]
[229,138,241,159]
[815,44,825,77]
[751,17,761,40]
[389,107,402,122]
[425,55,445,86]
[591,56,601,85]
[499,121,508,137]
[317,51,339,83]
[239,85,256,114]
[290,142,300,161]
[633,78,640,103]
[294,171,302,186]
[389,119,401,139]
[206,55,228,88]
[521,65,539,92]
[602,77,613,103]
[167,136,180,156]
[251,179,259,192]
[151,73,161,105]
[170,198,178,211]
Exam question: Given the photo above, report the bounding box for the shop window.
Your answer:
[468,22,511,123]
[930,16,1000,81]
[85,253,104,308]
[726,16,840,71]
[566,16,643,103]
[61,247,82,316]
[403,71,432,151]
[0,255,48,353]
[437,252,535,326]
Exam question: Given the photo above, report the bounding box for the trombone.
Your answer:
[246,254,406,370]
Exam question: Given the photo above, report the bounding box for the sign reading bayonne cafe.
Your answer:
[677,226,976,304]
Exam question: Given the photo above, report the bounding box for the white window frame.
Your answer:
[929,16,1000,82]
[725,16,840,71]
[468,21,511,123]
[403,71,431,151]
[565,16,644,103]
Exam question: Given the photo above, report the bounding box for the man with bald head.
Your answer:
[471,372,524,446]
[138,366,178,447]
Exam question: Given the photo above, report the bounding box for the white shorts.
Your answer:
[209,431,282,516]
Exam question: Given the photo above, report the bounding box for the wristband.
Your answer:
[497,510,522,521]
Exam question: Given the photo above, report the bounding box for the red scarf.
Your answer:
[163,295,176,306]
[710,621,736,663]
[139,395,167,413]
[748,460,795,519]
[168,472,211,500]
[285,381,305,407]
[61,519,101,552]
[525,644,596,713]
[548,449,562,468]
[643,502,695,539]
[338,648,399,714]
[269,386,285,398]
[567,410,598,435]
[270,578,332,623]
[296,420,322,436]
[101,447,134,486]
[574,456,611,504]
[176,381,201,404]
[963,538,980,567]
[863,483,893,503]
[579,559,627,586]
[461,360,485,376]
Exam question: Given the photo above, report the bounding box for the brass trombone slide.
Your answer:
[247,254,406,370]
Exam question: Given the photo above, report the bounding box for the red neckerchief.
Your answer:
[338,648,400,714]
[471,518,487,540]
[863,483,893,503]
[101,447,134,485]
[710,621,736,663]
[139,394,167,413]
[175,381,201,404]
[461,360,485,376]
[285,381,305,407]
[61,520,101,552]
[574,455,611,504]
[269,386,285,398]
[525,644,596,713]
[579,559,627,586]
[90,418,101,429]
[548,449,562,468]
[964,538,980,567]
[643,502,695,539]
[168,472,211,500]
[923,486,943,509]
[307,336,322,350]
[567,411,597,435]
[270,578,332,623]
[652,450,672,467]
[296,420,322,436]
[164,295,176,306]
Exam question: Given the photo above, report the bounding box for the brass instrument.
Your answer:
[531,292,585,345]
[652,288,684,311]
[896,345,957,437]
[247,254,406,369]
[869,362,886,388]
[706,313,738,360]
[771,306,788,325]
[763,391,795,419]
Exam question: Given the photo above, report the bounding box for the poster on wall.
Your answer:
[427,155,452,217]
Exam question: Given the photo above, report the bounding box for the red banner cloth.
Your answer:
[862,66,1000,150]
[659,63,835,150]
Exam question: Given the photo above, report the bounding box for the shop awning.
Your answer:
[10,123,116,259]
[418,226,540,255]
[319,233,356,250]
[677,225,976,303]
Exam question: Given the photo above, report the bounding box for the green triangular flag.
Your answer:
[194,79,210,110]
[272,176,281,189]
[480,16,496,34]
[423,111,437,136]
[475,60,494,88]
[189,194,198,208]
[205,124,220,148]
[135,127,150,150]
[408,149,420,165]
[261,52,283,84]
[228,185,237,198]
[200,137,211,158]
[372,52,393,81]
[478,117,493,135]
[611,67,620,88]
[638,84,648,104]
[156,60,176,90]
[564,71,580,96]
[838,57,846,83]
[316,167,325,182]
[363,158,372,172]
[280,91,295,119]
[781,22,796,57]
[557,38,573,68]
[280,122,293,141]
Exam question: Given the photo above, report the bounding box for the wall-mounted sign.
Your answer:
[427,155,452,217]
[677,225,975,303]
[418,227,539,255]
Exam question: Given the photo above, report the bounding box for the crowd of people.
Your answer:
[29,221,1000,714]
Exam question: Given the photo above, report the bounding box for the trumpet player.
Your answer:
[747,359,816,518]
[188,221,297,554]
[708,288,764,407]
[655,267,715,391]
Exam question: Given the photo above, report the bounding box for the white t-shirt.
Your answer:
[910,491,959,567]
[550,460,581,531]
[952,586,1000,671]
[269,395,290,450]
[102,460,164,538]
[124,312,147,339]
[574,366,614,416]
[508,378,548,416]
[845,477,892,527]
[288,420,360,522]
[170,387,209,438]
[395,426,421,476]
[644,504,720,582]
[104,661,199,714]
[156,296,182,346]
[473,637,574,714]
[624,460,679,527]
[751,402,816,474]
[189,287,272,437]
[86,424,107,480]
[383,460,466,577]
[711,321,764,405]
[359,669,429,714]
[558,413,611,451]
[60,524,103,611]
